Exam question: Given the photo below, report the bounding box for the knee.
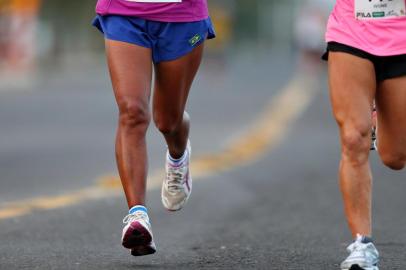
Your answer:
[117,99,150,131]
[380,152,406,170]
[153,111,184,135]
[340,126,371,164]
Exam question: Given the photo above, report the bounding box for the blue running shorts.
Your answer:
[92,15,215,63]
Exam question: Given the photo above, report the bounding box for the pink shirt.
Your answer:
[95,0,209,22]
[326,0,406,56]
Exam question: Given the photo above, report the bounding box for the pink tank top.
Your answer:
[95,0,209,22]
[326,0,406,56]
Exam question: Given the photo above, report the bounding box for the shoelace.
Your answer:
[347,242,360,253]
[166,166,186,193]
[122,211,148,224]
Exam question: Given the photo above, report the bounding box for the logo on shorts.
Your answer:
[189,34,202,47]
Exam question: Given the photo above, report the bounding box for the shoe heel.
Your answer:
[122,224,152,249]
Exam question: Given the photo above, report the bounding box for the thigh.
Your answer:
[328,52,376,135]
[376,76,406,156]
[105,39,152,111]
[152,44,204,119]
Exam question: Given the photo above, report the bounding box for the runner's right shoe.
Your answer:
[122,206,156,256]
[161,141,192,211]
[340,234,379,270]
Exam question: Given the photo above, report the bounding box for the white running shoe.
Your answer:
[370,107,378,151]
[161,141,192,211]
[121,209,156,256]
[370,127,378,151]
[341,234,379,270]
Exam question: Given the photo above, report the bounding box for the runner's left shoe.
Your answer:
[122,206,156,256]
[161,141,192,211]
[370,127,377,151]
[370,107,378,151]
[340,234,379,270]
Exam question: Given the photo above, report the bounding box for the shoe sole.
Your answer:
[131,244,156,256]
[342,265,379,270]
[122,223,156,256]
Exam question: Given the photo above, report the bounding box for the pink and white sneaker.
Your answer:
[161,141,192,211]
[371,107,378,151]
[121,206,156,256]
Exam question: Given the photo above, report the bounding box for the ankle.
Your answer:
[167,149,187,165]
[355,234,374,244]
[129,205,148,214]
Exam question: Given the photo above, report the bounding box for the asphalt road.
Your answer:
[0,50,406,269]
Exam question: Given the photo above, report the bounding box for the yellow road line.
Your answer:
[0,73,318,220]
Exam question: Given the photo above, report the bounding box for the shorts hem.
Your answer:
[322,42,372,62]
[104,35,152,50]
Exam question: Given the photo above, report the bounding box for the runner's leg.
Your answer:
[105,39,152,208]
[328,52,376,237]
[376,76,406,170]
[152,44,204,158]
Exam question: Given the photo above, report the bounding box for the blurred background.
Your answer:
[2,1,406,269]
